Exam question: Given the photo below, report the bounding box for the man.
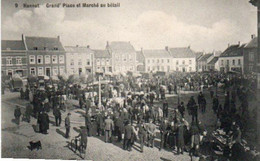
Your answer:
[138,120,147,153]
[85,112,92,136]
[53,107,62,126]
[146,119,156,148]
[163,100,169,118]
[65,113,71,138]
[20,88,24,99]
[178,102,185,118]
[104,116,114,143]
[197,92,203,110]
[75,126,88,154]
[212,96,219,114]
[115,116,124,142]
[96,111,104,136]
[25,103,33,123]
[123,121,133,151]
[14,106,22,125]
[159,119,168,151]
[201,96,207,114]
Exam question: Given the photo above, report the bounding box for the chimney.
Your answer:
[22,34,24,41]
[57,36,60,41]
[87,45,90,48]
[238,41,240,46]
[188,45,190,49]
[228,43,230,47]
[165,46,169,51]
[76,45,79,47]
[107,41,109,46]
[141,47,143,53]
[251,34,255,39]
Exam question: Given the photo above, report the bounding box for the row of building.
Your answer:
[1,34,258,78]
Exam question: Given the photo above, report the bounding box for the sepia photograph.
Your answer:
[1,0,260,160]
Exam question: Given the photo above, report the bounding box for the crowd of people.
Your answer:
[12,71,258,159]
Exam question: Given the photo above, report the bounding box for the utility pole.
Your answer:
[98,75,101,109]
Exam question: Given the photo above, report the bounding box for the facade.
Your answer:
[142,49,172,73]
[65,46,94,75]
[1,39,27,77]
[197,54,213,72]
[244,36,257,74]
[167,47,197,72]
[218,44,245,73]
[93,50,112,73]
[207,57,219,71]
[106,41,136,73]
[136,51,145,72]
[24,36,66,77]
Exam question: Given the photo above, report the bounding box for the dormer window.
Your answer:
[33,47,38,50]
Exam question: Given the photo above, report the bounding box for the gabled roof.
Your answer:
[1,40,26,51]
[136,51,145,62]
[107,41,136,53]
[198,54,213,62]
[93,50,111,58]
[25,36,65,51]
[142,49,172,58]
[208,57,219,65]
[64,46,93,54]
[195,52,203,59]
[219,44,245,57]
[168,47,196,58]
[245,37,257,48]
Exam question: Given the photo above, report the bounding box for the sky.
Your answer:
[1,0,257,52]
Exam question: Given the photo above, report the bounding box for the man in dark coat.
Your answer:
[163,100,169,118]
[200,96,207,113]
[159,119,168,151]
[104,116,114,143]
[20,88,24,99]
[96,112,104,136]
[75,127,88,153]
[177,119,185,154]
[147,119,156,148]
[65,113,71,138]
[25,103,33,123]
[115,116,124,142]
[197,92,203,110]
[25,88,30,100]
[14,106,21,125]
[38,111,49,134]
[85,113,92,136]
[53,107,61,126]
[138,120,147,153]
[212,96,219,114]
[123,121,133,151]
[178,102,185,118]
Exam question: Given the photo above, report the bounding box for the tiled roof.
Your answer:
[208,57,218,65]
[168,47,196,58]
[245,37,257,48]
[108,41,136,53]
[195,52,203,59]
[198,54,213,62]
[1,40,26,50]
[136,51,145,62]
[25,36,65,51]
[94,50,111,58]
[142,49,172,58]
[64,46,93,54]
[219,44,245,57]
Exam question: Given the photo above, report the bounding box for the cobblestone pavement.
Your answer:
[1,88,257,160]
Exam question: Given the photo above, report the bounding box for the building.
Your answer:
[167,46,197,72]
[1,39,27,77]
[197,54,213,72]
[218,43,245,73]
[106,41,136,73]
[65,46,94,76]
[195,52,204,71]
[244,35,257,74]
[141,49,172,73]
[24,35,66,76]
[207,57,219,71]
[93,50,112,74]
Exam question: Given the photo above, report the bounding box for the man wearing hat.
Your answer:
[138,120,147,152]
[159,118,169,151]
[14,105,21,125]
[147,119,156,148]
[65,113,71,138]
[123,120,133,151]
[104,115,114,143]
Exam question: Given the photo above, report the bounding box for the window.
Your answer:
[157,66,160,70]
[71,68,75,73]
[157,59,159,63]
[221,60,224,66]
[33,47,38,50]
[227,60,229,66]
[249,52,254,61]
[87,59,90,65]
[38,67,44,76]
[37,55,43,64]
[101,59,105,65]
[176,60,179,65]
[189,67,192,72]
[176,67,179,71]
[52,55,58,64]
[189,60,192,65]
[182,60,185,65]
[123,55,127,62]
[53,66,58,75]
[167,66,170,72]
[161,59,164,63]
[152,59,155,63]
[167,59,170,63]
[70,59,74,65]
[148,59,150,64]
[148,66,150,71]
[29,55,35,64]
[232,60,235,65]
[45,55,50,64]
[106,59,110,65]
[30,67,36,75]
[249,65,253,71]
[161,66,164,71]
[238,59,241,65]
[59,55,64,64]
[16,58,22,65]
[6,57,12,65]
[97,59,100,65]
[59,66,65,75]
[78,60,82,65]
